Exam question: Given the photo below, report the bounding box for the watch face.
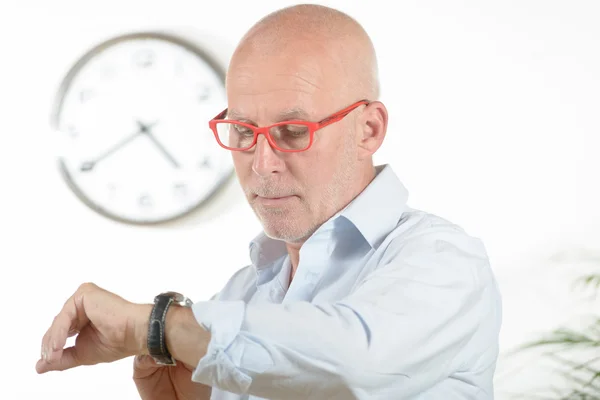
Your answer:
[52,32,232,224]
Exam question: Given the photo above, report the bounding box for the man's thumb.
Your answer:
[36,346,81,373]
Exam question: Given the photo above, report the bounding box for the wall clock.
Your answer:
[51,31,232,225]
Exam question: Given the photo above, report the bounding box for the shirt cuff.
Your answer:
[190,300,274,394]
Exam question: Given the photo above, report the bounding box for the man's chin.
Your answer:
[260,219,319,244]
[261,221,305,243]
[264,230,307,244]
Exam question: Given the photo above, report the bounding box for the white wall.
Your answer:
[1,0,598,398]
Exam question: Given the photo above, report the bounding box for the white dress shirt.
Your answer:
[191,164,503,399]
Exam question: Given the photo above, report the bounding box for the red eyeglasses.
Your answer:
[209,99,370,152]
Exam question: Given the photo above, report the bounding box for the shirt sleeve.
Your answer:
[190,234,500,399]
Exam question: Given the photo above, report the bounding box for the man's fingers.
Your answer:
[51,309,86,352]
[36,347,80,374]
[40,287,90,363]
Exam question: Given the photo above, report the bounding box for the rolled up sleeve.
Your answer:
[191,300,257,393]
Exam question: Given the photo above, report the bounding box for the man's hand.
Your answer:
[36,282,150,373]
[36,282,212,399]
[133,355,212,400]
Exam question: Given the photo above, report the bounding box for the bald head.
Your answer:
[229,4,380,101]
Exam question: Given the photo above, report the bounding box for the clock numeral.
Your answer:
[80,161,95,172]
[107,183,117,199]
[197,85,210,102]
[139,194,153,207]
[67,124,79,139]
[174,59,184,76]
[174,183,188,198]
[134,49,155,68]
[101,65,117,79]
[79,89,94,103]
[199,156,211,169]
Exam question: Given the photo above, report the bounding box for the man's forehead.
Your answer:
[227,41,340,91]
[224,53,341,123]
[228,62,326,92]
[226,103,314,123]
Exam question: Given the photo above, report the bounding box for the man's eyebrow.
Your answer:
[226,107,312,124]
[276,107,311,122]
[225,110,251,123]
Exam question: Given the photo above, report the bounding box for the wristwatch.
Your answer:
[147,291,193,366]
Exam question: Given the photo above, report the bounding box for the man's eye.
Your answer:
[283,124,309,136]
[234,125,254,136]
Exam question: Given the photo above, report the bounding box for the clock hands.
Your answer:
[80,126,144,172]
[80,120,181,172]
[137,120,181,168]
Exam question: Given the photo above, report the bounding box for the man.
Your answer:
[36,4,502,399]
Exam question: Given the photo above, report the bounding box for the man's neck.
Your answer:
[285,242,302,282]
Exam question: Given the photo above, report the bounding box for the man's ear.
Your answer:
[356,101,388,160]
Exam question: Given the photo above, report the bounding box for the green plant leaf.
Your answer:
[572,274,600,293]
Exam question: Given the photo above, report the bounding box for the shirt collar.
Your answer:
[248,164,409,270]
[339,164,409,248]
[249,231,287,272]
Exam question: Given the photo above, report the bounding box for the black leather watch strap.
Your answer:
[147,295,176,365]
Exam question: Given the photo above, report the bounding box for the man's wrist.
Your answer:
[166,305,210,368]
[130,299,209,366]
[133,303,153,356]
[165,306,194,363]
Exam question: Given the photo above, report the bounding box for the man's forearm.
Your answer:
[135,304,211,368]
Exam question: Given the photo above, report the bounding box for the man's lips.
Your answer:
[253,194,297,206]
[256,195,292,199]
[251,191,296,199]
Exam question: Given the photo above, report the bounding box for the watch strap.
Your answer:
[147,295,177,365]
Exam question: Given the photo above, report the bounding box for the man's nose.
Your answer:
[252,134,285,177]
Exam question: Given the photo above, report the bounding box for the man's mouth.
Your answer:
[253,194,297,206]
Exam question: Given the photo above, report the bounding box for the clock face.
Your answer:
[53,32,232,224]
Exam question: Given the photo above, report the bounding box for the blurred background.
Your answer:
[1,0,598,398]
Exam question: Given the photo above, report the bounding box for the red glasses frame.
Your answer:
[209,99,370,152]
